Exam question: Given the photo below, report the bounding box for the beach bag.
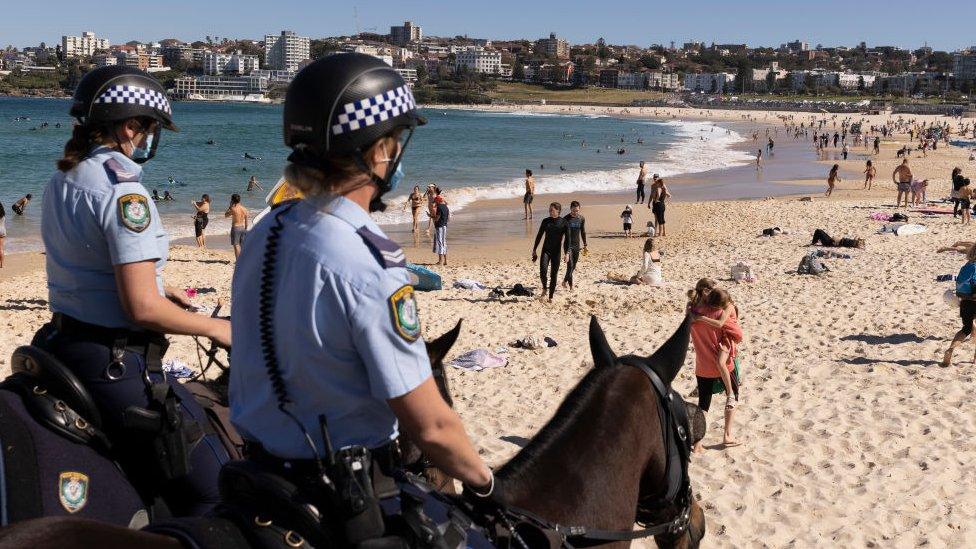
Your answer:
[797,252,829,275]
[730,261,756,283]
[405,263,442,291]
[890,213,908,222]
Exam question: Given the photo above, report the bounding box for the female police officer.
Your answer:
[32,66,231,516]
[229,53,493,504]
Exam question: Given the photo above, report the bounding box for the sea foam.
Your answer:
[371,119,751,226]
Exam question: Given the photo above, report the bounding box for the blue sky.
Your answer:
[4,0,975,51]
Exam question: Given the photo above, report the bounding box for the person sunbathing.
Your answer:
[811,229,865,249]
[938,242,975,254]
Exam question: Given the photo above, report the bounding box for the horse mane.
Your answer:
[497,365,619,481]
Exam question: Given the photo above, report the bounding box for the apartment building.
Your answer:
[390,21,422,46]
[61,31,109,58]
[683,72,736,93]
[204,51,260,76]
[535,33,570,60]
[455,47,502,74]
[264,30,310,72]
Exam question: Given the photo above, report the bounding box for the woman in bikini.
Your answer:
[406,185,424,232]
[863,160,876,190]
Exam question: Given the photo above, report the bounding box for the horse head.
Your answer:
[587,315,706,549]
[424,319,462,407]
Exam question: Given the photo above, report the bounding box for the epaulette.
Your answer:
[103,158,141,184]
[356,227,406,268]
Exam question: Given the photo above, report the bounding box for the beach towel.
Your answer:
[406,263,442,291]
[453,279,487,290]
[870,212,892,221]
[162,358,195,379]
[911,207,954,215]
[879,223,926,236]
[450,349,508,372]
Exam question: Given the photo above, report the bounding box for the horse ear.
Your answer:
[644,315,691,385]
[426,319,462,367]
[589,315,617,369]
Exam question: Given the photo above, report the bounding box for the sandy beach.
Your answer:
[2,106,976,547]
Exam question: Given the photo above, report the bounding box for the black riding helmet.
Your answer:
[70,66,177,163]
[283,53,426,208]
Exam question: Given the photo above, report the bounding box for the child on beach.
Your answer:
[620,205,634,237]
[826,164,841,197]
[863,160,876,190]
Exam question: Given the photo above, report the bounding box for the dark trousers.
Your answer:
[32,325,228,517]
[954,198,962,217]
[811,229,836,247]
[563,248,581,286]
[636,183,645,204]
[539,249,561,299]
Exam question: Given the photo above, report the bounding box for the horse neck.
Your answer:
[496,368,662,529]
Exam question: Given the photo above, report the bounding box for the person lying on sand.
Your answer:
[811,229,865,249]
[938,242,975,255]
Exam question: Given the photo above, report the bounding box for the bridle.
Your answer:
[478,360,695,547]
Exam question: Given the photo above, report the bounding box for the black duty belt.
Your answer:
[52,313,167,355]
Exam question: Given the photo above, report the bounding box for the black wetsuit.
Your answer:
[533,217,567,299]
[563,214,586,287]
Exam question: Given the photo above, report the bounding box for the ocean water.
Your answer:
[0,97,750,252]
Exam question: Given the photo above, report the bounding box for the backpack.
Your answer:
[731,261,757,283]
[798,252,829,275]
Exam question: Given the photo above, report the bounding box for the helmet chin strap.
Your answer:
[356,128,414,213]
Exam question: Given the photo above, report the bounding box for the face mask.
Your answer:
[129,131,154,164]
[388,161,404,192]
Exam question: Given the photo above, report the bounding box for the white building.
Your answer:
[455,47,502,74]
[955,53,976,82]
[395,68,418,83]
[62,31,109,58]
[683,72,735,93]
[647,71,680,90]
[204,51,260,76]
[93,54,117,67]
[264,31,310,72]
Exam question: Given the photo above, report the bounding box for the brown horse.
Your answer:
[490,315,706,548]
[0,318,704,548]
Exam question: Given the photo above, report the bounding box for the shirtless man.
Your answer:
[892,159,913,208]
[224,194,249,259]
[11,194,31,216]
[523,169,536,220]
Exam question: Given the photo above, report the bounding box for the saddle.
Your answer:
[0,348,146,527]
[10,345,103,434]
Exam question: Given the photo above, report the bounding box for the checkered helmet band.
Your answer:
[331,85,416,136]
[94,84,172,116]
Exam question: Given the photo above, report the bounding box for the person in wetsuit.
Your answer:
[531,202,567,302]
[563,200,587,290]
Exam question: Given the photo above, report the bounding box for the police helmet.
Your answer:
[70,65,178,132]
[283,53,425,198]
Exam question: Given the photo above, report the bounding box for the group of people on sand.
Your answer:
[405,184,450,264]
[633,161,672,236]
[530,199,587,302]
[186,194,250,258]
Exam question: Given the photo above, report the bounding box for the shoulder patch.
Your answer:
[117,193,151,233]
[389,285,421,342]
[357,226,406,268]
[103,157,141,183]
[58,471,89,513]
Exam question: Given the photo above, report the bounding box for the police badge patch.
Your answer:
[389,285,421,342]
[58,471,89,513]
[117,193,151,233]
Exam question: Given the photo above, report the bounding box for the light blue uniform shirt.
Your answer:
[42,146,168,329]
[230,194,431,459]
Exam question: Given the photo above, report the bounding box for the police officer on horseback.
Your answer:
[228,53,494,543]
[32,65,232,516]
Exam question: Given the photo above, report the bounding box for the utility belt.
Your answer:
[242,439,403,545]
[50,313,204,482]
